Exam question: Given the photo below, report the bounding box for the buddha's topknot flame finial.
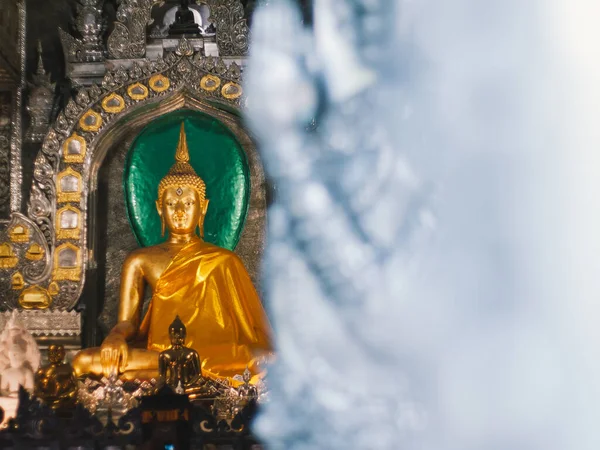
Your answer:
[175,122,190,163]
[157,122,206,207]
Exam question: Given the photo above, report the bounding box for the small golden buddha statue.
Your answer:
[158,316,202,393]
[34,344,77,410]
[73,123,272,384]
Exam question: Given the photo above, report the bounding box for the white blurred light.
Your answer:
[246,0,600,449]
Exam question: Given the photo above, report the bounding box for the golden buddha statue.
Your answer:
[158,316,202,393]
[73,123,272,384]
[34,344,77,410]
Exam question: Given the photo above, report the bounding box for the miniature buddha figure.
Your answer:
[73,123,272,384]
[169,0,200,35]
[34,344,78,410]
[236,367,258,399]
[158,316,202,392]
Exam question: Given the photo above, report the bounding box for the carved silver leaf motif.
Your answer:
[10,0,26,213]
[107,0,158,59]
[0,93,12,217]
[0,310,81,337]
[206,0,249,56]
[58,0,106,63]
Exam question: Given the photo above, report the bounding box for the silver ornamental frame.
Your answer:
[5,41,266,312]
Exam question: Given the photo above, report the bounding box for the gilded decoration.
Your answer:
[18,285,52,309]
[0,243,18,269]
[11,272,24,290]
[53,243,81,282]
[222,82,243,100]
[47,281,59,296]
[56,206,81,240]
[200,74,221,92]
[101,93,126,114]
[79,109,103,132]
[25,243,45,261]
[9,224,30,243]
[127,82,149,101]
[63,134,86,163]
[30,48,260,311]
[149,74,171,93]
[57,167,82,203]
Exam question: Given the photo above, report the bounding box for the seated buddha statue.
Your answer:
[169,0,201,36]
[73,123,272,384]
[158,316,202,392]
[34,344,77,410]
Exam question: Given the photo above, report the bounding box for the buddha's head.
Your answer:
[48,344,65,364]
[156,123,209,237]
[169,315,187,346]
[242,366,251,383]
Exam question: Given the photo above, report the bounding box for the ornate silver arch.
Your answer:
[23,43,263,311]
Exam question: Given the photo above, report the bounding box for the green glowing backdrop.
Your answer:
[123,110,250,250]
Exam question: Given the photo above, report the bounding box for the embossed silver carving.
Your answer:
[107,0,160,59]
[25,42,56,143]
[13,212,51,285]
[0,213,52,309]
[9,0,25,214]
[205,0,249,56]
[59,0,106,63]
[0,93,12,218]
[105,0,249,59]
[0,310,81,337]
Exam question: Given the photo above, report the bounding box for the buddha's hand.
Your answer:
[100,333,129,377]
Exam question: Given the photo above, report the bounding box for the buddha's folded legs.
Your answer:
[72,347,160,378]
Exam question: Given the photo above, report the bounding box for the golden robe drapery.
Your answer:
[140,239,272,380]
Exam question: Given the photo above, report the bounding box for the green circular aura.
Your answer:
[123,110,250,250]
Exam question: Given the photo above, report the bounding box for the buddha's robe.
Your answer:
[140,240,272,380]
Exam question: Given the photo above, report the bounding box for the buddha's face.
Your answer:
[157,186,208,235]
[48,345,65,364]
[169,327,186,346]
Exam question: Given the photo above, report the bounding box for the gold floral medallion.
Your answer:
[56,206,81,240]
[9,224,30,243]
[63,134,87,163]
[19,285,52,309]
[57,167,82,203]
[79,109,103,132]
[25,243,45,261]
[0,243,18,269]
[53,243,81,282]
[127,82,149,101]
[200,74,221,92]
[11,272,24,290]
[221,82,243,100]
[101,93,126,114]
[149,74,171,93]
